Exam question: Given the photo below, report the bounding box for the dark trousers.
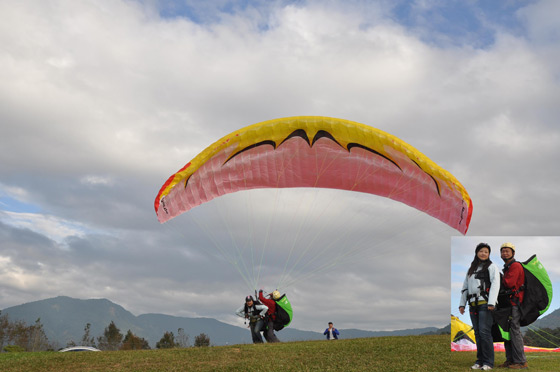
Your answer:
[249,319,264,343]
[504,305,527,364]
[263,319,280,343]
[470,304,494,367]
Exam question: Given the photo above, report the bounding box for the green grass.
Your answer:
[450,346,560,371]
[1,335,559,371]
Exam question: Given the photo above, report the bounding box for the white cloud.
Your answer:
[517,0,560,44]
[472,113,560,155]
[0,184,31,203]
[80,175,114,186]
[1,211,89,243]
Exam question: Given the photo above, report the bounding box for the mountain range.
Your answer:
[532,307,560,330]
[2,296,443,348]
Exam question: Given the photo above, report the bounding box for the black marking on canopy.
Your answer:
[459,202,466,226]
[347,143,402,171]
[311,130,345,149]
[279,129,310,147]
[224,140,277,165]
[184,175,192,189]
[411,159,441,197]
[189,127,441,200]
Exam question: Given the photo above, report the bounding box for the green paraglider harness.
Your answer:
[257,291,293,330]
[272,294,293,331]
[492,255,552,342]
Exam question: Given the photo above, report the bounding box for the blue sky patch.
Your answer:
[0,195,41,214]
[392,0,533,48]
[144,0,534,49]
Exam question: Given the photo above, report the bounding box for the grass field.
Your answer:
[1,335,559,371]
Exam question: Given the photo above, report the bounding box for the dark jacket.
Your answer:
[323,327,339,340]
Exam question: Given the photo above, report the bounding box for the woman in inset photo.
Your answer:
[458,242,501,370]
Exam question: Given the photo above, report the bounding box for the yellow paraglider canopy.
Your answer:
[155,116,472,234]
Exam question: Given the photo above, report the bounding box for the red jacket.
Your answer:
[258,292,276,321]
[503,260,525,305]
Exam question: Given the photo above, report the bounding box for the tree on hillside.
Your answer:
[97,321,123,351]
[194,333,210,347]
[7,318,29,350]
[0,316,51,352]
[81,323,96,347]
[28,318,50,351]
[156,331,176,349]
[120,330,150,350]
[176,328,190,348]
[0,311,9,351]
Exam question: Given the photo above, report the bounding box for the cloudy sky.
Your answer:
[1,0,559,335]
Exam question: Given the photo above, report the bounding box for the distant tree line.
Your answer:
[523,327,560,348]
[0,311,211,352]
[69,321,210,350]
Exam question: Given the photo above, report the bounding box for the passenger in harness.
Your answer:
[497,242,527,370]
[235,295,268,344]
[258,289,281,343]
[458,242,500,371]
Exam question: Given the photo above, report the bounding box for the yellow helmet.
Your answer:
[272,290,281,300]
[500,242,516,251]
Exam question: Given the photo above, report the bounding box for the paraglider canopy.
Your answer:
[155,116,472,234]
[451,315,475,344]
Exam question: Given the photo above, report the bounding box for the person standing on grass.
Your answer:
[459,242,500,370]
[236,295,268,344]
[258,289,280,343]
[498,242,528,370]
[323,322,340,340]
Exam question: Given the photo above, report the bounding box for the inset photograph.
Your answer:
[451,237,560,370]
